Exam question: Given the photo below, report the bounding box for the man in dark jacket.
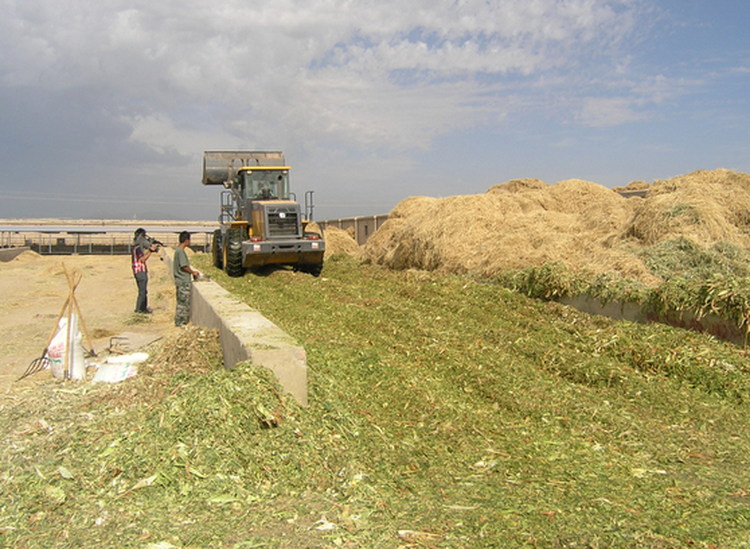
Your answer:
[131,228,156,314]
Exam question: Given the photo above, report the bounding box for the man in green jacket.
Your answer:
[173,231,200,326]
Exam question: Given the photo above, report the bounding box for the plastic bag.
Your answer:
[91,352,148,383]
[48,315,85,380]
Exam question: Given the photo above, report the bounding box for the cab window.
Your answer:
[242,170,289,200]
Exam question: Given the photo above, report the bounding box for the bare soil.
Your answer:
[0,250,181,391]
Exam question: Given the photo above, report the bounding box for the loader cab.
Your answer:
[238,167,291,201]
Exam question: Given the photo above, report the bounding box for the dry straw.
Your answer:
[361,169,750,285]
[321,226,361,258]
[625,169,750,247]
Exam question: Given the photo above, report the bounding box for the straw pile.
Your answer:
[322,226,361,258]
[361,169,750,284]
[304,221,360,257]
[612,180,651,193]
[623,169,750,247]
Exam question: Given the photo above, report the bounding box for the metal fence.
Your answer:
[0,223,215,255]
[1,215,391,256]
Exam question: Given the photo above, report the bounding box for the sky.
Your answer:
[0,0,748,222]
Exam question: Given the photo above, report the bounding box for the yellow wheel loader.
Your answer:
[202,151,324,277]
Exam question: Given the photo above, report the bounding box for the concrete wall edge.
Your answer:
[163,248,308,406]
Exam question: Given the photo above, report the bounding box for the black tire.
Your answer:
[225,227,245,277]
[212,229,223,269]
[301,261,324,277]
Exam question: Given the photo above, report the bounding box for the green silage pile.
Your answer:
[2,256,750,548]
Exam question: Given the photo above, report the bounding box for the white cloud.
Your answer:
[1,0,651,157]
[578,96,647,127]
[0,0,746,223]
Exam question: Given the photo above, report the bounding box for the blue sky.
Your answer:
[0,0,748,221]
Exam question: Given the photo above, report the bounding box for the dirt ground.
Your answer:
[0,249,183,391]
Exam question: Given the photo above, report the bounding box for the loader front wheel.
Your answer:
[212,230,223,269]
[299,261,324,277]
[225,227,244,277]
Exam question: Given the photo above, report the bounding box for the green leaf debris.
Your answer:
[1,256,749,548]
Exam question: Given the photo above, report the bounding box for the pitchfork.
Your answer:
[17,264,96,381]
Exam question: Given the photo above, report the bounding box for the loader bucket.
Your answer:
[202,151,286,186]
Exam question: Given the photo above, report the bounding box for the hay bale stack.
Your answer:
[323,226,361,258]
[624,169,750,247]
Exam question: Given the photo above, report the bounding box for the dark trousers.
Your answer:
[134,271,148,313]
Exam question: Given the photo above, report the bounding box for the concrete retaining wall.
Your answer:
[163,249,307,406]
[559,294,747,346]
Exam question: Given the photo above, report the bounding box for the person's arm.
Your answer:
[133,246,147,264]
[181,264,200,277]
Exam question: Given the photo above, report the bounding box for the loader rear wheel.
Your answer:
[212,229,223,269]
[225,227,245,277]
